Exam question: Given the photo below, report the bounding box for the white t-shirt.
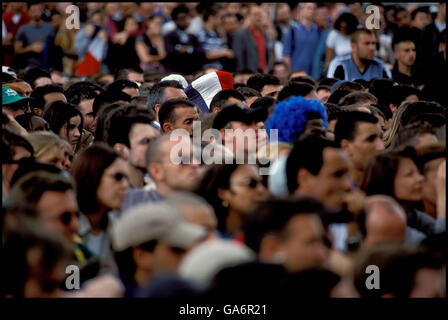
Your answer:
[326,29,351,57]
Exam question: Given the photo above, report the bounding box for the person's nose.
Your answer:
[74,128,81,138]
[375,138,385,151]
[70,215,80,234]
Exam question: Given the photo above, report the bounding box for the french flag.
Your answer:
[75,36,106,76]
[184,71,234,113]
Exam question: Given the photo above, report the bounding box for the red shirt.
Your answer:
[2,10,30,37]
[248,25,266,72]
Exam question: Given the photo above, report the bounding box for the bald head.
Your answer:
[364,195,407,248]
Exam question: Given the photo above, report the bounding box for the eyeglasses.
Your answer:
[60,211,79,226]
[109,172,129,182]
[235,177,263,189]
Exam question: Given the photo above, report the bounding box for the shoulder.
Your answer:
[373,57,387,66]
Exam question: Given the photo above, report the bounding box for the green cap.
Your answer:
[2,87,30,105]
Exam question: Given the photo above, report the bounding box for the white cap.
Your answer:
[112,202,207,252]
[160,74,189,89]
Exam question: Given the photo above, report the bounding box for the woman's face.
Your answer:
[58,116,81,150]
[394,157,424,202]
[61,140,74,171]
[38,146,65,170]
[97,158,130,210]
[124,17,139,33]
[224,164,269,215]
[147,16,163,35]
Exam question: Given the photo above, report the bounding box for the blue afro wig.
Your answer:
[265,96,328,143]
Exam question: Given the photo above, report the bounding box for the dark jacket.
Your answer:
[232,26,273,73]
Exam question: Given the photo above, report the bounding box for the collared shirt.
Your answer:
[248,25,267,71]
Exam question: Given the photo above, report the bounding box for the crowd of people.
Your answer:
[2,2,446,300]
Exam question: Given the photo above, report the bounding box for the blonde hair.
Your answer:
[26,131,65,159]
[383,100,414,149]
[257,141,293,163]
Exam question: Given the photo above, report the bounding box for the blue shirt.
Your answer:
[283,21,319,74]
[327,54,392,81]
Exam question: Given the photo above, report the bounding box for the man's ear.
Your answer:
[212,107,221,114]
[113,143,129,160]
[297,167,314,192]
[259,234,281,262]
[148,162,163,182]
[162,122,172,133]
[389,104,398,114]
[340,139,350,152]
[154,104,161,116]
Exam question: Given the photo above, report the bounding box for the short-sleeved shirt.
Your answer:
[326,29,351,57]
[16,22,54,67]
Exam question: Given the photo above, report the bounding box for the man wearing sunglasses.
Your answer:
[6,171,94,266]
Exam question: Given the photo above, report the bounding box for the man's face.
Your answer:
[35,77,52,88]
[395,41,416,67]
[78,98,95,132]
[300,3,316,21]
[396,9,411,28]
[249,6,264,29]
[43,92,67,111]
[301,118,326,139]
[315,7,330,29]
[170,106,199,135]
[343,122,384,171]
[317,89,330,104]
[174,12,191,30]
[412,12,430,30]
[164,87,187,101]
[223,15,240,34]
[122,87,139,98]
[279,214,328,272]
[37,190,80,247]
[303,148,353,210]
[273,64,289,82]
[353,33,377,61]
[127,72,144,86]
[129,123,160,169]
[261,84,282,98]
[29,4,43,21]
[156,139,202,191]
[152,242,187,273]
[223,121,258,155]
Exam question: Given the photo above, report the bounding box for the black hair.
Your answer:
[29,84,64,111]
[107,112,154,148]
[390,85,420,108]
[333,81,364,92]
[171,4,190,20]
[333,12,359,35]
[277,81,314,102]
[203,6,218,22]
[368,78,395,107]
[410,6,429,21]
[339,91,378,106]
[327,89,351,105]
[1,72,16,83]
[158,98,196,131]
[286,137,340,194]
[210,90,245,111]
[400,101,445,128]
[318,77,340,88]
[146,80,184,109]
[334,111,379,145]
[2,128,35,164]
[246,74,280,93]
[392,121,436,149]
[94,102,129,143]
[107,79,139,92]
[244,197,326,253]
[65,81,103,106]
[42,101,84,139]
[236,86,262,100]
[290,75,317,88]
[114,66,143,81]
[92,90,132,118]
[23,67,51,89]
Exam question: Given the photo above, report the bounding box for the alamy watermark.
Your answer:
[65,5,80,30]
[365,264,380,290]
[168,121,278,175]
[365,5,381,30]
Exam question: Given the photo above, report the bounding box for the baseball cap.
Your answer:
[2,87,30,105]
[112,202,207,252]
[212,104,268,130]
